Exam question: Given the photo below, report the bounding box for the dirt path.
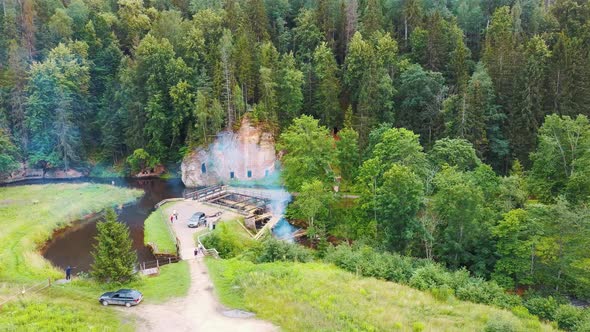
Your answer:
[129,201,278,332]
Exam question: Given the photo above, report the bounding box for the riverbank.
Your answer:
[0,183,190,331]
[0,183,143,281]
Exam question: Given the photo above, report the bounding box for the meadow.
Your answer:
[207,259,556,332]
[0,184,190,331]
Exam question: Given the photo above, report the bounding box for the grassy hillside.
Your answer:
[0,184,190,331]
[144,202,177,255]
[207,259,556,332]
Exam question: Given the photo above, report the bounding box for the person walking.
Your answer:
[173,209,178,221]
[170,214,174,224]
[194,247,198,257]
[65,265,72,280]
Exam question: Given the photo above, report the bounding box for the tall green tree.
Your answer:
[312,42,341,127]
[396,64,447,146]
[0,128,20,176]
[91,208,138,283]
[376,164,424,252]
[277,52,304,127]
[335,117,360,184]
[277,115,336,192]
[26,43,89,170]
[529,114,590,203]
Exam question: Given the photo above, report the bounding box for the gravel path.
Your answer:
[130,201,278,332]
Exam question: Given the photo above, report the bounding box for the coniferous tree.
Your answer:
[91,208,138,283]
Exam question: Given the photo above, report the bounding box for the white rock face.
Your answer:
[181,116,277,188]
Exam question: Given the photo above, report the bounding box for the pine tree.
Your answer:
[91,208,138,283]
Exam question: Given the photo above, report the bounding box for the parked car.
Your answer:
[187,212,206,228]
[99,289,143,307]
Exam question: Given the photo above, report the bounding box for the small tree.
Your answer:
[91,209,138,283]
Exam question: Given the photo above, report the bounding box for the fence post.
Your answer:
[156,259,159,268]
[168,257,171,264]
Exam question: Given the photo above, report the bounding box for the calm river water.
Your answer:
[5,177,186,272]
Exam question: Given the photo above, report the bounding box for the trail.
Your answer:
[129,201,278,332]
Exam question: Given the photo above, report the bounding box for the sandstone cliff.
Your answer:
[181,116,277,188]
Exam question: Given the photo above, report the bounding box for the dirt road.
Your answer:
[130,200,278,332]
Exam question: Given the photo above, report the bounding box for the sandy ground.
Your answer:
[127,200,278,332]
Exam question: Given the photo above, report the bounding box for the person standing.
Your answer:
[170,214,174,224]
[66,266,72,280]
[173,209,178,220]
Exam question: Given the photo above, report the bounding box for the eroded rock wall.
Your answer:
[181,116,277,188]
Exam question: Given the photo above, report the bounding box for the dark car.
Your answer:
[187,212,206,228]
[99,289,143,307]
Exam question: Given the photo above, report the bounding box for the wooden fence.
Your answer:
[0,279,52,309]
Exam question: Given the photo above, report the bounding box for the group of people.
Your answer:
[194,244,205,257]
[169,209,178,223]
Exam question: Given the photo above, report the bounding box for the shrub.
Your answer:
[456,279,521,309]
[412,322,425,332]
[408,264,453,291]
[255,238,313,263]
[201,222,256,258]
[431,285,455,302]
[555,304,584,331]
[524,296,559,321]
[484,314,518,332]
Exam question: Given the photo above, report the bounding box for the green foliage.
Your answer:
[428,137,481,171]
[0,128,20,176]
[126,148,157,174]
[277,115,336,191]
[396,64,447,146]
[529,114,590,203]
[200,221,257,258]
[255,238,313,263]
[91,208,138,283]
[335,125,360,184]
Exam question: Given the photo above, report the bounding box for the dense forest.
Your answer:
[0,0,589,310]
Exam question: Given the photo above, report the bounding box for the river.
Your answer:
[4,177,186,272]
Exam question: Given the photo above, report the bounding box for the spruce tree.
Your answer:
[91,208,138,283]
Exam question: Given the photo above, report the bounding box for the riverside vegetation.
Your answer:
[0,184,190,331]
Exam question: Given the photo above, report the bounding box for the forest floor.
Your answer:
[128,201,277,332]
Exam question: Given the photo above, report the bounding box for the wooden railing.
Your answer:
[183,185,226,201]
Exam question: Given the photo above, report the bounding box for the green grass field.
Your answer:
[207,259,556,332]
[0,184,191,331]
[144,203,177,255]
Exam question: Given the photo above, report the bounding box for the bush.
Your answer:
[255,238,313,263]
[555,304,584,331]
[484,314,518,332]
[201,222,256,258]
[409,264,453,291]
[456,279,521,309]
[431,285,455,302]
[524,296,559,321]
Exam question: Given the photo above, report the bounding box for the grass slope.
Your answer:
[144,203,176,254]
[207,259,555,332]
[0,184,190,331]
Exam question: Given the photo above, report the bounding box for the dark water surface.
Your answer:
[5,177,185,272]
